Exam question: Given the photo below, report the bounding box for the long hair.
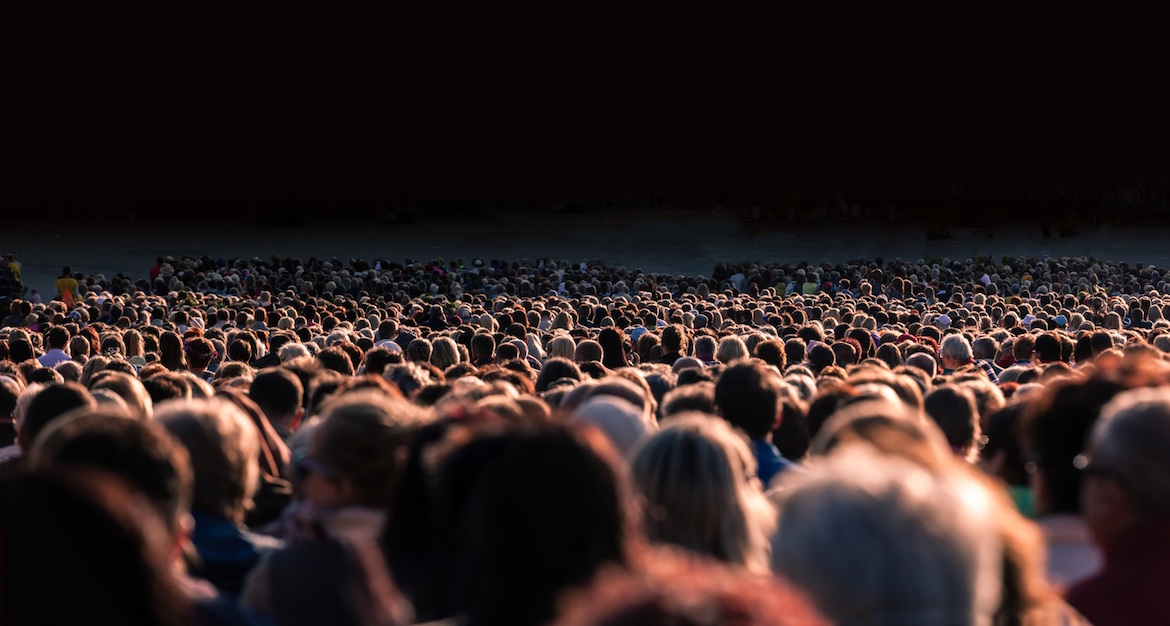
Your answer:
[630,413,775,573]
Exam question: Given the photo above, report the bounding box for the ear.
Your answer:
[291,408,305,430]
[169,513,196,569]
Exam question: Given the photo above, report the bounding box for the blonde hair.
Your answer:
[715,336,750,365]
[630,413,775,573]
[547,334,577,361]
[155,398,259,522]
[429,336,461,370]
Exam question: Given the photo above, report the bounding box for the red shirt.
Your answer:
[1065,520,1170,626]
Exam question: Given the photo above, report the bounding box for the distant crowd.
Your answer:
[2,251,1169,626]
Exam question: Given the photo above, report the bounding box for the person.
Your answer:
[554,550,828,626]
[56,265,81,307]
[771,444,1003,625]
[249,367,305,442]
[1065,387,1170,626]
[655,324,687,366]
[428,422,638,626]
[629,413,775,573]
[37,325,72,368]
[28,410,271,625]
[156,398,283,596]
[1,469,191,626]
[714,360,800,487]
[240,389,420,626]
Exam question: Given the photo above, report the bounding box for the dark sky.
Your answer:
[2,8,1166,212]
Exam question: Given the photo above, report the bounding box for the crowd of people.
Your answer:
[2,250,1170,626]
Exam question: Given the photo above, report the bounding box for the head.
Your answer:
[155,398,260,523]
[714,361,781,440]
[923,384,981,462]
[20,381,97,450]
[436,423,636,625]
[630,413,775,573]
[1081,387,1170,545]
[301,389,424,510]
[248,367,304,428]
[715,336,749,365]
[772,445,1001,625]
[30,411,193,542]
[939,334,973,370]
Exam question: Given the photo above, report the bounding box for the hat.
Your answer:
[1053,314,1068,328]
[935,314,951,329]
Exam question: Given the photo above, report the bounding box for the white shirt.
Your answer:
[37,348,71,369]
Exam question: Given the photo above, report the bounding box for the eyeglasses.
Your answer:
[293,450,343,483]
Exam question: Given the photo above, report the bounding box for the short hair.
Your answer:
[972,336,999,361]
[574,339,604,363]
[772,446,1001,625]
[31,411,193,532]
[660,381,716,418]
[155,398,260,522]
[715,336,749,365]
[249,367,304,418]
[316,345,356,377]
[22,382,97,448]
[46,325,70,349]
[693,335,717,358]
[753,339,787,370]
[940,334,973,363]
[1091,387,1170,518]
[905,352,938,379]
[1013,334,1036,361]
[661,324,686,352]
[630,413,775,572]
[714,361,780,439]
[470,333,496,359]
[923,384,981,460]
[405,338,433,363]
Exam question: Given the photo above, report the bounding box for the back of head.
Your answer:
[772,445,1001,625]
[554,551,828,626]
[22,381,97,449]
[437,423,632,626]
[31,411,192,533]
[0,469,188,626]
[630,413,773,572]
[314,389,425,507]
[155,398,259,522]
[249,367,304,419]
[89,371,154,421]
[905,352,938,379]
[714,361,779,439]
[1092,387,1170,520]
[923,384,981,460]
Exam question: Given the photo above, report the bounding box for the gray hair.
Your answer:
[155,398,260,522]
[940,334,973,364]
[1092,387,1170,518]
[772,445,1001,625]
[279,342,311,362]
